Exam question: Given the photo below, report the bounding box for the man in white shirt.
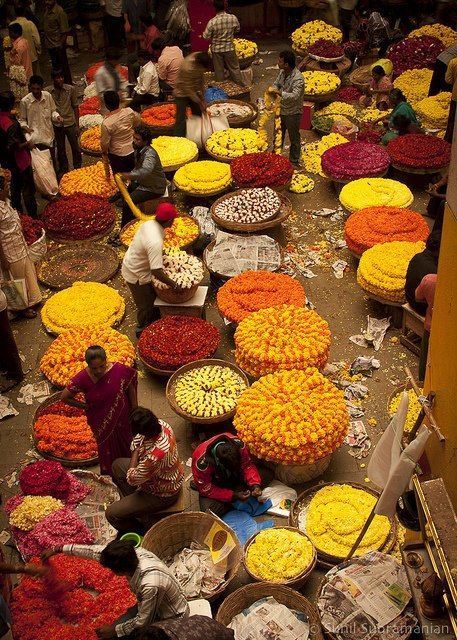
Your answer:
[130,50,160,112]
[18,74,62,170]
[122,202,179,334]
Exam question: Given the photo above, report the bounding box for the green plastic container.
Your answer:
[120,532,143,547]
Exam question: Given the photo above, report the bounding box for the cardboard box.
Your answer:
[300,101,315,130]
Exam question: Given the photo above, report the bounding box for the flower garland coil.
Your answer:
[321,141,390,181]
[339,178,414,212]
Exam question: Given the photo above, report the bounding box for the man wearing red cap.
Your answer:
[121,202,180,334]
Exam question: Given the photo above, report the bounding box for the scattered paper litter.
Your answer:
[229,596,310,640]
[313,206,340,217]
[332,259,348,278]
[0,395,19,419]
[167,544,225,598]
[345,421,372,458]
[17,381,50,405]
[350,316,391,351]
[350,356,380,376]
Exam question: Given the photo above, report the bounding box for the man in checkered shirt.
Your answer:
[203,0,243,85]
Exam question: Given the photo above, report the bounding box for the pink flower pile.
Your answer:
[388,36,445,75]
[321,141,390,181]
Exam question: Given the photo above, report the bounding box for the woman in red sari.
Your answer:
[61,345,138,476]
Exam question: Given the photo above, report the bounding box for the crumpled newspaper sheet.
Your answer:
[0,395,18,419]
[17,381,50,405]
[229,596,310,640]
[189,206,216,239]
[350,316,391,351]
[167,544,226,599]
[206,232,281,277]
[345,420,372,458]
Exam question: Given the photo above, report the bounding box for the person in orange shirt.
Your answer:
[8,23,32,80]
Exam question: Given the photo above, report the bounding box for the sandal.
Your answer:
[22,308,37,319]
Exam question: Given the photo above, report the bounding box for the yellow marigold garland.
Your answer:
[80,126,102,153]
[393,69,433,105]
[302,70,341,95]
[174,160,231,195]
[234,368,349,464]
[41,281,125,334]
[339,178,414,212]
[258,91,282,154]
[233,38,258,59]
[415,92,451,130]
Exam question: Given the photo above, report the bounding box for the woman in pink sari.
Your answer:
[61,345,138,476]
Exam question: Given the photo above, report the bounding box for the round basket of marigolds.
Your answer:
[173,160,232,197]
[152,249,204,304]
[151,136,198,172]
[120,215,200,250]
[344,206,430,257]
[290,482,396,565]
[79,125,102,156]
[234,368,349,484]
[357,240,425,303]
[205,129,268,162]
[141,102,180,133]
[244,527,316,588]
[339,177,414,213]
[138,316,220,376]
[33,393,98,467]
[301,70,341,102]
[217,271,306,324]
[40,326,135,387]
[59,162,117,198]
[292,20,342,56]
[234,305,330,378]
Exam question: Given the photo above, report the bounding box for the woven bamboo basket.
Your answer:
[210,188,281,227]
[390,162,447,175]
[243,526,316,588]
[142,512,242,601]
[141,101,177,134]
[166,358,249,424]
[216,582,324,639]
[207,99,258,127]
[33,392,98,468]
[349,64,372,92]
[153,281,201,304]
[303,90,337,103]
[289,481,397,566]
[272,453,332,485]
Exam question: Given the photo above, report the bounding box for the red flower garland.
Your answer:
[79,96,101,116]
[231,152,294,188]
[86,62,128,84]
[308,39,344,59]
[20,215,43,245]
[335,85,363,103]
[138,315,220,370]
[19,460,90,504]
[39,400,85,419]
[11,554,136,640]
[357,124,383,144]
[42,193,116,241]
[388,36,444,75]
[386,133,451,169]
[321,141,390,181]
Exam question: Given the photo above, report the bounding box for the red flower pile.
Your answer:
[388,36,445,75]
[11,554,136,640]
[42,193,116,241]
[138,315,220,370]
[308,39,344,58]
[344,206,430,255]
[79,96,101,116]
[357,124,383,144]
[321,141,390,181]
[343,40,365,59]
[335,85,363,103]
[20,215,43,245]
[231,152,294,188]
[386,133,451,169]
[19,460,90,504]
[86,61,128,83]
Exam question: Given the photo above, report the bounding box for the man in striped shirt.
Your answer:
[106,407,184,534]
[203,0,243,85]
[42,541,188,639]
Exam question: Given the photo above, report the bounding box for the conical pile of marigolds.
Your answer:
[234,304,330,377]
[234,368,349,465]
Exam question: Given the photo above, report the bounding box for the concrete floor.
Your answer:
[0,41,430,604]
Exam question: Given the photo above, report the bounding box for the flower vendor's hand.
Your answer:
[234,490,250,501]
[250,485,262,499]
[24,563,48,577]
[96,624,116,639]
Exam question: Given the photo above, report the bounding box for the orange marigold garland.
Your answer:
[234,368,349,464]
[234,304,330,377]
[40,326,135,387]
[217,271,306,323]
[34,412,97,461]
[344,206,430,256]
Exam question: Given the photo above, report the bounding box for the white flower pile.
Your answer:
[207,103,253,119]
[152,250,204,289]
[79,114,104,130]
[214,187,281,223]
[84,82,98,98]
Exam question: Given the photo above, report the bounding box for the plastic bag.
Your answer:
[0,272,28,311]
[186,114,229,149]
[331,117,358,140]
[28,230,47,263]
[30,148,58,196]
[165,0,190,41]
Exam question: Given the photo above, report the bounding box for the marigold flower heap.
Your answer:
[40,326,134,387]
[11,554,136,640]
[407,23,457,48]
[388,35,444,75]
[80,126,102,153]
[302,70,340,95]
[121,216,199,248]
[292,20,342,51]
[206,128,268,160]
[141,103,178,127]
[60,162,117,198]
[20,215,43,245]
[344,206,429,255]
[389,388,422,434]
[387,133,451,169]
[174,160,231,194]
[302,133,347,175]
[234,368,348,464]
[322,141,390,181]
[245,529,315,582]
[151,136,197,168]
[304,484,391,558]
[290,172,315,193]
[339,178,414,212]
[358,107,390,123]
[174,364,247,419]
[231,152,293,188]
[9,495,63,531]
[413,92,451,130]
[316,101,357,119]
[234,305,330,377]
[233,37,258,59]
[357,240,425,302]
[42,193,116,241]
[41,282,125,334]
[393,68,433,105]
[34,402,97,461]
[139,316,219,370]
[217,271,305,323]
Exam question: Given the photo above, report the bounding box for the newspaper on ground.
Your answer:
[189,206,216,240]
[350,317,391,351]
[350,356,381,376]
[318,552,416,640]
[229,596,310,640]
[17,381,50,405]
[333,259,348,278]
[262,480,297,518]
[345,421,372,459]
[74,470,119,545]
[0,395,19,419]
[166,543,226,598]
[206,232,281,276]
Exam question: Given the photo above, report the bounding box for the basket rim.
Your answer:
[289,480,397,565]
[243,525,317,585]
[390,161,449,174]
[166,358,250,424]
[210,186,281,224]
[172,178,232,197]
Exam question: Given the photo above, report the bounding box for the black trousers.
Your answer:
[103,13,125,48]
[121,183,164,227]
[280,113,302,164]
[0,307,24,383]
[54,124,81,176]
[48,45,72,84]
[108,152,135,175]
[429,59,451,97]
[10,165,37,217]
[174,96,202,137]
[419,329,430,383]
[130,92,159,113]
